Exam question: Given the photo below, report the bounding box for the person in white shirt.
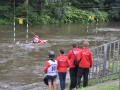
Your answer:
[44,51,57,90]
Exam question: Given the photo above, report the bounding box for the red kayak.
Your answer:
[28,40,48,45]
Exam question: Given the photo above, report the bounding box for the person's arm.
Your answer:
[44,62,50,73]
[66,57,70,67]
[56,57,59,70]
[67,50,72,60]
[77,51,82,62]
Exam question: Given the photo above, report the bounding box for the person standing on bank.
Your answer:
[67,42,81,90]
[77,41,93,88]
[44,51,57,90]
[56,49,70,90]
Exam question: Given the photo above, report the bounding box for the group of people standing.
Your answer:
[43,41,93,90]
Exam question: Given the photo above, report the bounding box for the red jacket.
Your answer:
[56,54,70,72]
[67,48,81,68]
[78,47,92,68]
[44,61,50,73]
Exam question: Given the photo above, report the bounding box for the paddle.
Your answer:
[31,31,36,36]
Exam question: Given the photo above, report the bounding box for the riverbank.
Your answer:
[87,79,119,90]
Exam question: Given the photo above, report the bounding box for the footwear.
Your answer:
[67,88,76,90]
[72,88,76,90]
[67,88,71,90]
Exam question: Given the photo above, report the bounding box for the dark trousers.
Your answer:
[77,67,89,87]
[58,72,66,90]
[69,67,78,89]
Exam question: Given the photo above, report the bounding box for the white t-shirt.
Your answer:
[47,60,57,76]
[33,38,39,43]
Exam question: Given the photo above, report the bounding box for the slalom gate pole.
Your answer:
[14,0,29,43]
[14,18,16,42]
[26,2,29,43]
[95,17,98,33]
[95,17,98,46]
[14,0,16,42]
[26,22,28,43]
[87,18,89,32]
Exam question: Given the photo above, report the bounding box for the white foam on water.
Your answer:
[15,41,51,51]
[94,28,120,32]
[0,81,47,90]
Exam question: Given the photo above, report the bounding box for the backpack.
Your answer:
[74,58,79,67]
[72,50,79,67]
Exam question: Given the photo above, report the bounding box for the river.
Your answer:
[0,22,120,90]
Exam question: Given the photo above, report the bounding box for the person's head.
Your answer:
[72,42,78,48]
[35,35,39,38]
[83,41,89,47]
[59,49,64,54]
[49,51,55,60]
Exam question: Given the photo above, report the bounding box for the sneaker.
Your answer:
[67,88,76,90]
[67,88,72,90]
[72,88,76,90]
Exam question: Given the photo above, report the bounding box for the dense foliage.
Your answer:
[0,0,120,25]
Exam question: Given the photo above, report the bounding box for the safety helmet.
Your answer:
[35,35,39,38]
[49,51,55,59]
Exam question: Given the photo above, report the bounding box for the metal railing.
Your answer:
[89,40,120,81]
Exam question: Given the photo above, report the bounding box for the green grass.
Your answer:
[78,83,119,90]
[66,74,119,90]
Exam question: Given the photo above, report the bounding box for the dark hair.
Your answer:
[72,42,78,48]
[60,49,64,54]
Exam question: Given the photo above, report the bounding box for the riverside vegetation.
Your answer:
[0,0,120,25]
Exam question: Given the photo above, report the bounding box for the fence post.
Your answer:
[103,44,107,76]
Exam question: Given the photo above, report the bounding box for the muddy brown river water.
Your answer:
[0,22,120,90]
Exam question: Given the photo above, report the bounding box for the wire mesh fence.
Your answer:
[89,40,120,82]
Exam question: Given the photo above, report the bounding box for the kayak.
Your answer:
[28,40,48,45]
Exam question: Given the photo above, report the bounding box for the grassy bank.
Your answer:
[79,81,119,90]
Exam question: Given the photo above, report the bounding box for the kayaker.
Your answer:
[33,35,41,43]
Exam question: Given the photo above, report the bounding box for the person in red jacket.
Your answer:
[67,42,81,90]
[77,41,93,88]
[56,49,70,90]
